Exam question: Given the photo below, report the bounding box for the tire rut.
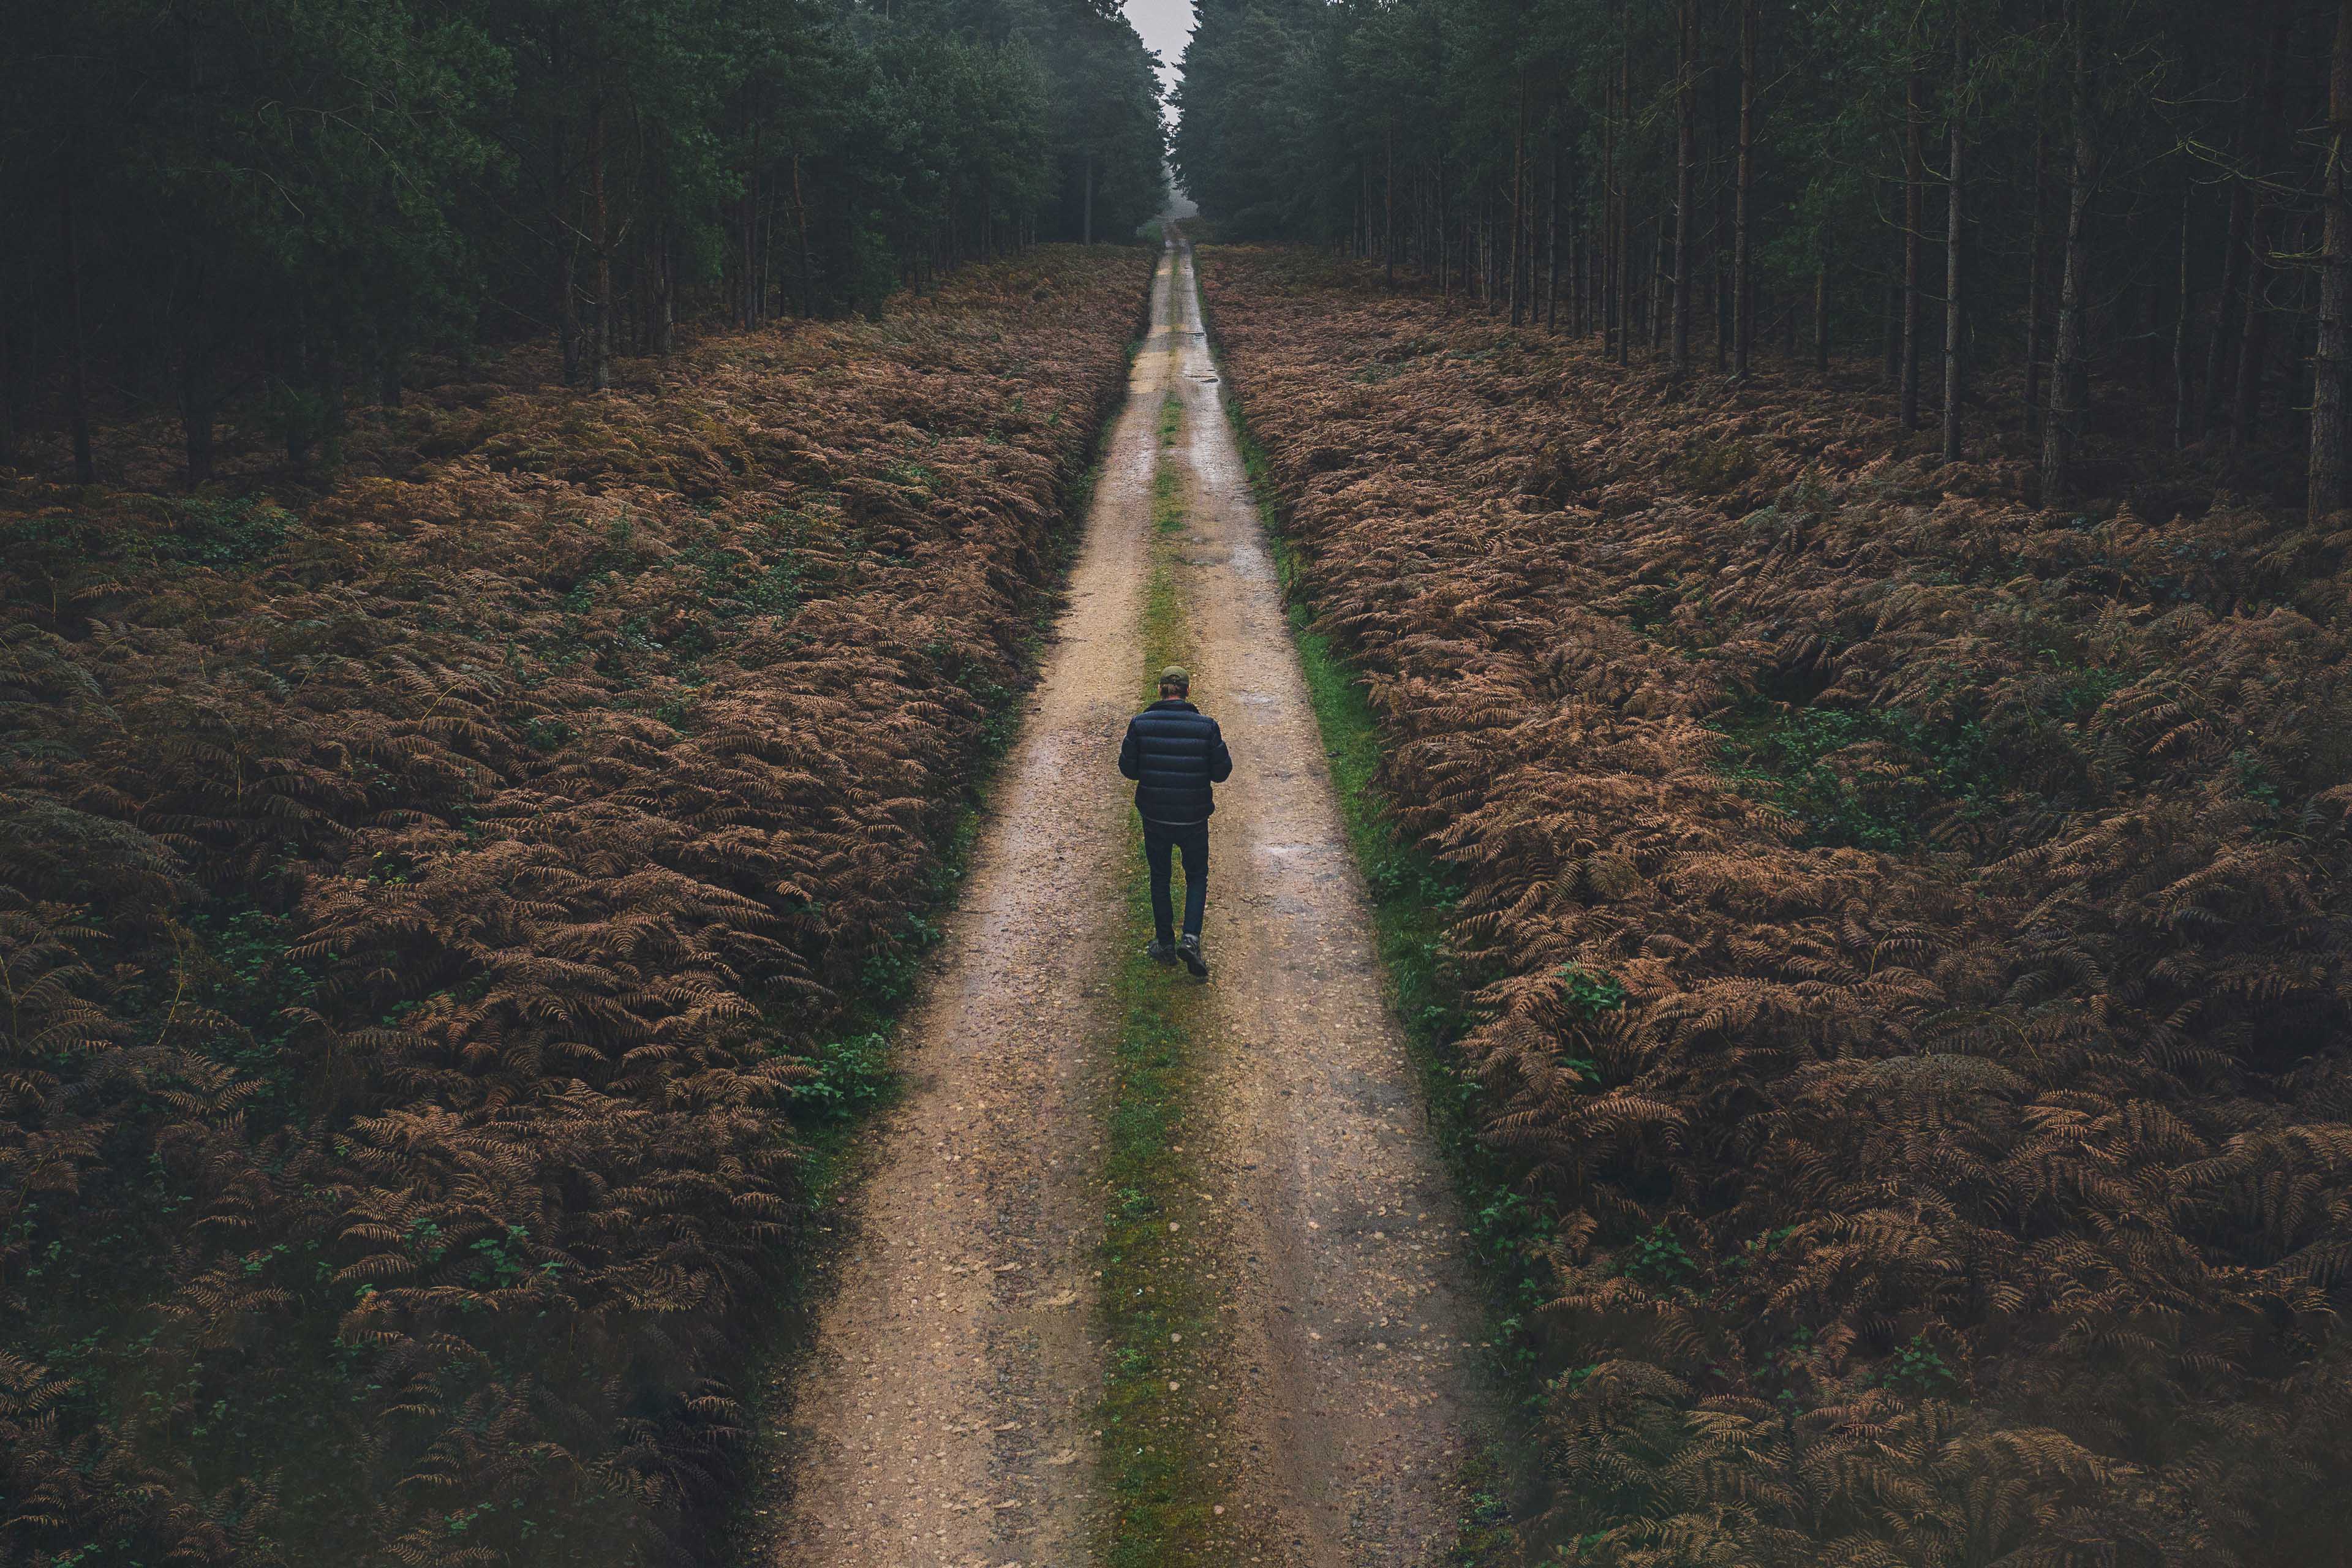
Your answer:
[751,251,1177,1568]
[1164,236,1496,1566]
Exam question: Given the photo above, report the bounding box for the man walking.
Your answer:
[1117,665,1233,977]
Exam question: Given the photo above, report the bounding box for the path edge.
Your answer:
[1187,237,1554,1566]
[723,249,1164,1561]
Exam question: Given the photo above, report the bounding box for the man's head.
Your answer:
[1158,665,1191,700]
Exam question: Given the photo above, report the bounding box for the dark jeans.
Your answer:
[1144,821,1209,943]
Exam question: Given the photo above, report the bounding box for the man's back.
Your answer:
[1118,668,1234,978]
[1119,697,1233,827]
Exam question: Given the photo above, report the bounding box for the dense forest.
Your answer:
[1180,0,2352,1562]
[1177,0,2352,513]
[20,0,2352,1562]
[0,2,1167,1564]
[0,0,1165,485]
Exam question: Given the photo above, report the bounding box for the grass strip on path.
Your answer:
[1091,382,1240,1567]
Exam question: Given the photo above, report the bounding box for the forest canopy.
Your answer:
[0,0,1167,484]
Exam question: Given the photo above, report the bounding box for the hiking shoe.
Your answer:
[1177,935,1209,978]
[1145,938,1178,965]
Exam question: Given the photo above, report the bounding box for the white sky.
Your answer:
[1123,0,1195,124]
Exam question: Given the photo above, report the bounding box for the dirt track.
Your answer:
[752,237,1490,1567]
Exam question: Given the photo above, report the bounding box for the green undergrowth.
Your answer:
[1095,386,1227,1564]
[1200,265,1547,1565]
[1705,658,2132,851]
[2,493,296,578]
[1708,699,2002,852]
[1153,393,1186,536]
[1095,850,1221,1566]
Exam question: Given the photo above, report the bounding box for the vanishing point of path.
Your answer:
[750,236,1491,1568]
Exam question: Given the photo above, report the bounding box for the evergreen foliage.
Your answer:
[0,0,1166,484]
[1178,0,2352,501]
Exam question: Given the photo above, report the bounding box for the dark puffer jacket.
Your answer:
[1118,699,1234,826]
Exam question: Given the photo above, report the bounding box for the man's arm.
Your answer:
[1118,718,1141,781]
[1207,722,1233,784]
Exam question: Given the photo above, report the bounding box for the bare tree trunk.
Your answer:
[0,244,23,472]
[1543,133,1561,334]
[0,279,15,472]
[1520,116,1536,326]
[1651,215,1668,351]
[2174,185,2193,449]
[1901,67,1926,428]
[2313,0,2352,518]
[752,125,769,325]
[178,292,215,489]
[789,153,814,318]
[2041,0,2098,505]
[2205,216,2251,440]
[1496,190,1514,312]
[1814,249,1831,374]
[1386,126,1396,287]
[2231,8,2291,453]
[1942,19,1967,463]
[1883,257,1901,383]
[1083,152,1095,246]
[559,239,581,385]
[60,181,94,483]
[590,97,611,392]
[1602,60,1616,353]
[1733,0,1757,379]
[654,227,675,358]
[2296,209,2321,426]
[759,169,777,317]
[1440,159,1452,305]
[1616,11,1632,365]
[1672,0,1696,371]
[2233,217,2275,451]
[181,370,214,487]
[2204,48,2260,438]
[1573,164,1589,334]
[551,106,583,385]
[1510,85,1526,325]
[1496,191,1507,312]
[1523,123,1537,323]
[2024,109,2048,436]
[318,339,345,462]
[1721,50,1740,371]
[1481,192,1493,311]
[276,330,304,468]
